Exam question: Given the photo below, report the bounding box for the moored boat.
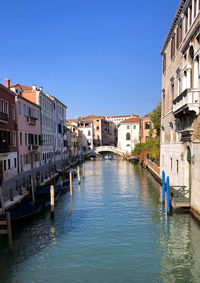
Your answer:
[105,155,111,160]
[0,201,42,223]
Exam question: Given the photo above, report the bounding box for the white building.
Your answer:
[105,114,138,125]
[51,96,67,162]
[117,117,140,153]
[77,120,94,151]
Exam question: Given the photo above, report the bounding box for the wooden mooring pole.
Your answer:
[31,175,35,203]
[50,185,55,218]
[6,212,12,251]
[0,211,13,251]
[166,176,171,214]
[0,185,5,214]
[162,171,165,204]
[70,172,73,196]
[78,166,81,185]
[82,163,85,179]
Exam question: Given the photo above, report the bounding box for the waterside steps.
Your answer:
[170,186,191,210]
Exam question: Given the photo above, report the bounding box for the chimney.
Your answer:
[5,78,10,88]
[39,86,43,91]
[32,84,36,91]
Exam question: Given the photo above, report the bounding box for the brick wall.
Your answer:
[146,159,160,175]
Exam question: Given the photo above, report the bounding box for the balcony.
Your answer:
[0,112,8,124]
[28,144,38,151]
[27,116,37,125]
[173,89,200,117]
[0,145,10,153]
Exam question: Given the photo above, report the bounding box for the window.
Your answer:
[14,158,17,168]
[171,36,175,59]
[170,158,173,170]
[8,159,10,170]
[185,12,188,33]
[12,104,15,119]
[18,102,22,114]
[127,126,130,129]
[171,84,174,102]
[194,0,197,18]
[145,122,151,129]
[176,160,179,173]
[88,131,91,136]
[163,54,166,73]
[24,104,26,116]
[20,132,22,146]
[97,126,99,130]
[37,111,40,120]
[133,125,136,129]
[13,131,16,147]
[189,4,192,26]
[146,136,149,141]
[4,101,8,115]
[25,133,27,146]
[4,160,6,171]
[126,133,131,140]
[0,99,4,113]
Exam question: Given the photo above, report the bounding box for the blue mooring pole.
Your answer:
[162,171,165,203]
[166,176,171,214]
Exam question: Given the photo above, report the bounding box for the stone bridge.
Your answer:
[94,146,128,157]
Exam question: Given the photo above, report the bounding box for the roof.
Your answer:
[21,85,33,91]
[121,117,140,124]
[10,83,20,87]
[0,83,16,97]
[161,0,186,55]
[107,114,137,118]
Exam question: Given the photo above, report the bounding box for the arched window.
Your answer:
[126,133,130,140]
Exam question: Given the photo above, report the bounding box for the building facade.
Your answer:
[160,1,200,215]
[10,83,42,173]
[21,85,54,165]
[140,114,156,143]
[0,82,18,181]
[51,97,67,162]
[117,117,140,153]
[77,118,94,150]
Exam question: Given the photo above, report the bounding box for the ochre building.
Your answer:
[161,0,200,216]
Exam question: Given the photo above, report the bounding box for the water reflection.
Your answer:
[0,161,200,282]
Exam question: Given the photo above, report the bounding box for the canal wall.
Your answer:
[145,159,162,184]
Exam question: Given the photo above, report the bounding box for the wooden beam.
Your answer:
[0,230,8,235]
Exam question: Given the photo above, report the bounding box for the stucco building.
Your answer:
[140,114,156,143]
[10,83,42,173]
[0,82,18,181]
[160,1,200,216]
[117,117,140,153]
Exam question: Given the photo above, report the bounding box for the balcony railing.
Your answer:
[173,89,200,116]
[0,112,8,124]
[28,144,38,151]
[27,116,37,125]
[0,145,10,153]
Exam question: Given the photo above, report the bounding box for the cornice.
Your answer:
[181,21,200,54]
[161,0,186,55]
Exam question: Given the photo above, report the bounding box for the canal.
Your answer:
[1,160,200,282]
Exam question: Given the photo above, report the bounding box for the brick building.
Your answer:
[161,1,200,216]
[0,82,18,181]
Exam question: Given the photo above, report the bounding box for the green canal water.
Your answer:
[1,160,200,282]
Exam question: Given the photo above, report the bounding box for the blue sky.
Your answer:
[0,0,179,118]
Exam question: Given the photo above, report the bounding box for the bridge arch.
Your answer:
[94,146,127,157]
